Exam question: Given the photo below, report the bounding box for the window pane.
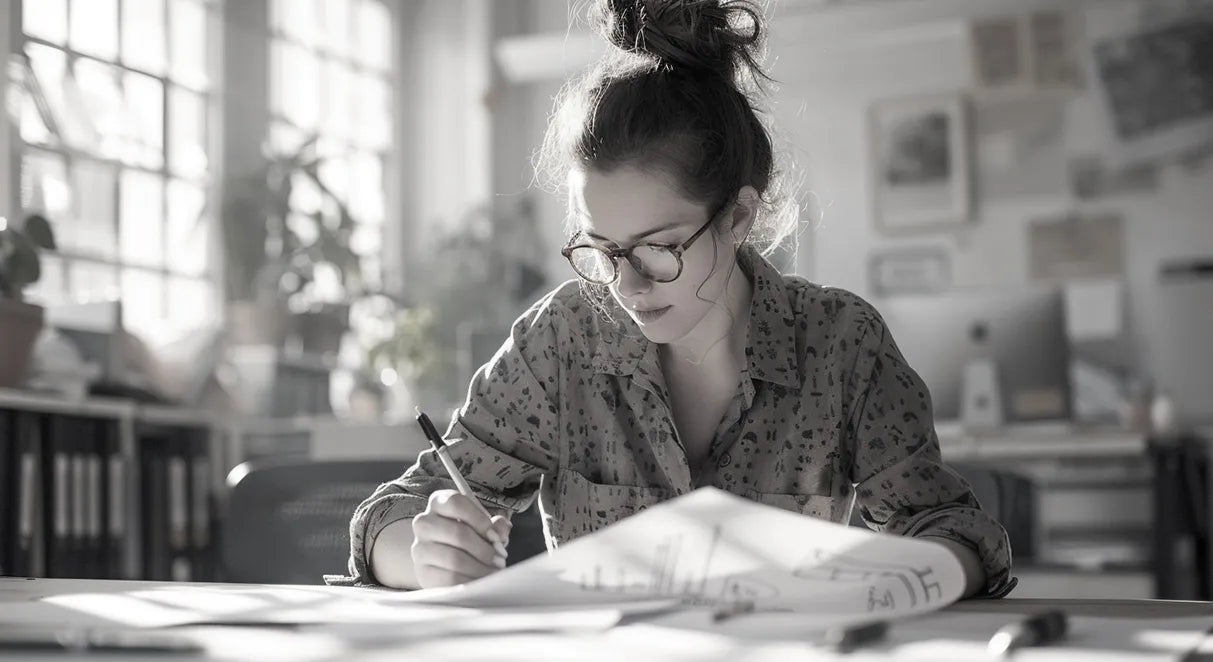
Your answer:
[74,59,127,159]
[13,57,54,145]
[122,0,167,74]
[23,0,68,45]
[271,42,320,131]
[348,152,382,223]
[353,0,391,72]
[70,160,119,260]
[321,0,352,59]
[25,44,84,147]
[170,0,209,89]
[19,150,72,225]
[272,0,320,48]
[321,59,351,140]
[123,71,165,169]
[120,268,166,340]
[317,154,348,206]
[269,120,308,156]
[166,179,209,275]
[68,261,119,304]
[352,74,390,148]
[27,254,66,305]
[119,170,165,267]
[169,87,208,179]
[351,223,380,255]
[70,0,118,59]
[166,276,216,333]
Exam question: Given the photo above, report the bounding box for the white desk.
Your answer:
[2,578,1212,661]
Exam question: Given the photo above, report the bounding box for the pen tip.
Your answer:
[414,406,423,417]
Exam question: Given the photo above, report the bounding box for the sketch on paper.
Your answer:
[415,487,966,626]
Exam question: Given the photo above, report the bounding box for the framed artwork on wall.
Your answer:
[868,246,951,297]
[869,92,972,234]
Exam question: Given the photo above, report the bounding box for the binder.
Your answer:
[140,432,170,581]
[189,427,213,581]
[81,417,105,579]
[12,412,45,577]
[101,418,126,579]
[42,415,73,578]
[0,410,12,576]
[167,432,190,581]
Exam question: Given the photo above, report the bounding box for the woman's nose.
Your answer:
[615,257,652,297]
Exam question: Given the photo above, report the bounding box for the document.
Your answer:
[401,487,966,629]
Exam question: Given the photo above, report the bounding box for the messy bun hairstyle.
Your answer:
[538,0,799,260]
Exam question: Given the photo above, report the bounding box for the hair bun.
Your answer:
[597,0,764,81]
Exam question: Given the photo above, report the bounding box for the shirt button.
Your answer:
[718,452,732,468]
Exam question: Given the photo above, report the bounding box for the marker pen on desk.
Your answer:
[414,408,507,558]
[823,620,890,653]
[987,610,1068,656]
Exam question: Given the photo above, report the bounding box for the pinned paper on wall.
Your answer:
[1064,279,1124,341]
[1028,212,1125,281]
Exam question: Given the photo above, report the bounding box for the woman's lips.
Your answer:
[634,306,672,323]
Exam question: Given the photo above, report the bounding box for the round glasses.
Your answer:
[561,206,723,285]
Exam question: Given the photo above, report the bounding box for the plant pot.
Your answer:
[0,298,45,388]
[226,300,289,347]
[293,303,350,356]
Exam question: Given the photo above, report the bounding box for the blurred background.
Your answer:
[0,0,1211,601]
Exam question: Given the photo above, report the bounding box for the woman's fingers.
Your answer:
[411,490,511,588]
[414,511,504,569]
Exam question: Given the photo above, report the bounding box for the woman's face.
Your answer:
[570,166,737,345]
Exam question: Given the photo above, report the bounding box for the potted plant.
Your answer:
[221,135,366,355]
[0,213,56,387]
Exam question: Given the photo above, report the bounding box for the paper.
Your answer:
[401,487,965,629]
[1065,279,1123,340]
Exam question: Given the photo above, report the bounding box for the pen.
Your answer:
[823,620,889,653]
[987,610,1068,656]
[415,407,495,523]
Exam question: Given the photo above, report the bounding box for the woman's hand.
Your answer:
[411,489,512,588]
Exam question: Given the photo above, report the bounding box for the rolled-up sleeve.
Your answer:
[346,293,565,585]
[845,314,1015,599]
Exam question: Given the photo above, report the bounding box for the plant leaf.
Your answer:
[22,213,56,250]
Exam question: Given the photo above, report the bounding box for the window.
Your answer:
[268,0,394,300]
[13,0,218,343]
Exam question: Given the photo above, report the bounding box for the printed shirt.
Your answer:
[346,245,1016,597]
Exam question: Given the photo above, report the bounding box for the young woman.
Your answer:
[346,0,1014,598]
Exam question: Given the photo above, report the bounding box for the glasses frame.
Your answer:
[561,201,729,285]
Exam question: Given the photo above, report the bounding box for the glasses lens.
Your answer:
[567,246,615,284]
[631,245,681,282]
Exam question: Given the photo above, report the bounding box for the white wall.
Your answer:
[0,0,12,222]
[765,1,1213,380]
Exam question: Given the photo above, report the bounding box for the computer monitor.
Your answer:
[874,286,1072,425]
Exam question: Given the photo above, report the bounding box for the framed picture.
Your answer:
[869,92,972,233]
[868,246,951,297]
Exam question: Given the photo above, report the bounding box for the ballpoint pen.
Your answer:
[988,610,1068,656]
[414,407,497,524]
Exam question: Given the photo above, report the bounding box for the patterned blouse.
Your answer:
[346,245,1015,597]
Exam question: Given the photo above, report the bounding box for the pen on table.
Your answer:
[414,408,507,555]
[987,610,1068,656]
[823,620,890,653]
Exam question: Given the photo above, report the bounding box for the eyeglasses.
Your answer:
[561,203,726,285]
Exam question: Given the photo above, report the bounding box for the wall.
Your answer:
[766,0,1213,382]
[1,0,12,222]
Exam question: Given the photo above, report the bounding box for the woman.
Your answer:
[347,0,1014,598]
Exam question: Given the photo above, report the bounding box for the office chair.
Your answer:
[221,457,550,584]
[222,457,405,584]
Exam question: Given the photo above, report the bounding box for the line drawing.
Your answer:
[792,549,942,609]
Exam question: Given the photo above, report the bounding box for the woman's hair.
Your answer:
[537,0,800,259]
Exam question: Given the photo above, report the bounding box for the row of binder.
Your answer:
[0,408,215,581]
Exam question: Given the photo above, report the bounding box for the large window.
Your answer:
[13,0,219,343]
[267,0,393,301]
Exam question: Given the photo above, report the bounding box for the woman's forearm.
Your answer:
[370,517,421,590]
[922,535,985,598]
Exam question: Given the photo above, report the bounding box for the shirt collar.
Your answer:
[589,244,800,389]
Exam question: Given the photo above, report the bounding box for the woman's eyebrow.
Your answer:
[583,220,693,243]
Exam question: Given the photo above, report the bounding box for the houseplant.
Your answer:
[221,135,365,354]
[0,213,57,387]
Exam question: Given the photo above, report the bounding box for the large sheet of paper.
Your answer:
[401,486,966,628]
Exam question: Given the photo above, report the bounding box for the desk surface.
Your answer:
[1,578,1212,661]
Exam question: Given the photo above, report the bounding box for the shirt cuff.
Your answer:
[907,508,1016,599]
[349,492,428,586]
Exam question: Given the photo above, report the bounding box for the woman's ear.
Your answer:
[729,185,759,245]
